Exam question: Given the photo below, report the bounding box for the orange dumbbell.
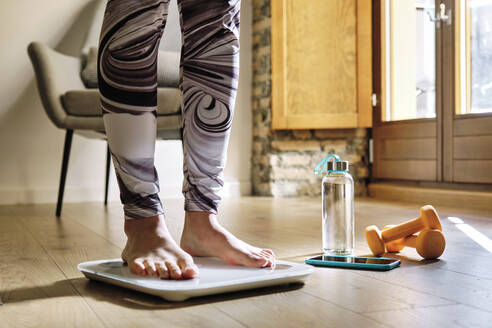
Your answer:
[366,226,446,259]
[365,205,442,256]
[366,225,412,253]
[387,229,445,259]
[382,205,441,241]
[383,225,405,253]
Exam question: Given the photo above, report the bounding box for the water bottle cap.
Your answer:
[326,160,349,172]
[314,154,350,175]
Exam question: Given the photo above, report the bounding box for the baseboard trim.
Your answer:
[222,180,252,197]
[368,183,492,212]
[0,180,252,205]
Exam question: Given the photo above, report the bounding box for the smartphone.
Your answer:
[305,254,400,271]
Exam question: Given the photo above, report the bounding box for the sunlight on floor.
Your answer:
[447,217,492,253]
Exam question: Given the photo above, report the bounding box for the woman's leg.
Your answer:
[98,0,197,279]
[177,0,275,267]
[98,0,167,220]
[178,0,240,213]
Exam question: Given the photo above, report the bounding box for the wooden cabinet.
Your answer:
[271,0,372,130]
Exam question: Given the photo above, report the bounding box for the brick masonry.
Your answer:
[251,0,370,197]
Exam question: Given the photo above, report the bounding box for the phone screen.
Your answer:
[311,255,398,265]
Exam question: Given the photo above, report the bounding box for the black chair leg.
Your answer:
[104,144,111,205]
[56,129,73,217]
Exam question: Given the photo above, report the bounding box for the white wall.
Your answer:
[0,0,252,205]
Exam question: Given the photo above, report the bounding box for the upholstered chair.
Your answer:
[27,0,183,216]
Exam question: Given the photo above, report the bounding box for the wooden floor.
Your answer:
[1,197,491,327]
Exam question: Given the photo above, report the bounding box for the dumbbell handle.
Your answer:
[396,234,417,248]
[381,218,425,242]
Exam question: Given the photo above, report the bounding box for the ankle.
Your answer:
[184,211,219,229]
[124,214,166,236]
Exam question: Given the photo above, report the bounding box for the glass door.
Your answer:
[373,0,440,182]
[449,0,492,183]
[373,0,492,186]
[457,0,492,116]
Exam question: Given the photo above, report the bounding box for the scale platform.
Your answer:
[78,257,315,301]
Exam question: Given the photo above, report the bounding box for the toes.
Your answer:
[177,255,198,279]
[129,259,147,276]
[165,261,183,280]
[143,259,158,277]
[156,262,170,279]
[245,250,275,268]
[235,250,268,268]
[254,256,269,268]
[261,249,276,267]
[250,249,276,268]
[256,253,274,268]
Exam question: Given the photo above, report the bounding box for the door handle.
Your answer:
[425,3,452,28]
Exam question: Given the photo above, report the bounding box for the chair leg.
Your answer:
[56,129,74,217]
[104,144,111,205]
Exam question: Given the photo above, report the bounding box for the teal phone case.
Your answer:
[305,255,400,271]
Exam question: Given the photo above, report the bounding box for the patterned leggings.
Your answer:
[98,0,240,219]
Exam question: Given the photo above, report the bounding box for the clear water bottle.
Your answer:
[314,154,355,255]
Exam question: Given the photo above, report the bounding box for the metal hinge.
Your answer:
[369,139,373,164]
[372,93,378,107]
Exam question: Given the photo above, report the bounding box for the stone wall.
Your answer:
[251,0,370,197]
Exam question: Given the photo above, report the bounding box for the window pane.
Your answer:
[458,0,492,115]
[384,0,436,121]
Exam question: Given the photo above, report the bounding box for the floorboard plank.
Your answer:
[365,304,492,328]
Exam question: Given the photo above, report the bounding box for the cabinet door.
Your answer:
[271,0,372,130]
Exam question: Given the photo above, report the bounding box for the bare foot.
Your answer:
[122,214,198,279]
[180,211,276,268]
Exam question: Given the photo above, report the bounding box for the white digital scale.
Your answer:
[78,257,315,302]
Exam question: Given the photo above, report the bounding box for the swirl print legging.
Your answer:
[98,0,240,219]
